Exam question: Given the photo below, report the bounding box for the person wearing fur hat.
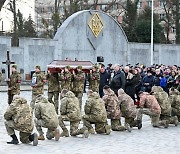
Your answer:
[31,65,46,111]
[7,64,21,104]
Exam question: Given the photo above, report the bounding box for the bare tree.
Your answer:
[0,0,6,11]
[161,0,174,43]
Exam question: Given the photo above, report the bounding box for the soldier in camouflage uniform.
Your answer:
[34,95,60,141]
[30,65,46,110]
[137,91,169,128]
[118,89,142,129]
[4,95,38,146]
[89,65,100,93]
[59,90,89,138]
[82,90,111,135]
[169,87,180,122]
[102,86,131,132]
[59,65,72,91]
[46,70,60,114]
[151,86,178,126]
[72,66,85,110]
[8,64,21,104]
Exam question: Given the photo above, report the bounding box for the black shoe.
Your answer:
[7,139,19,144]
[137,120,142,129]
[33,133,38,146]
[7,134,19,144]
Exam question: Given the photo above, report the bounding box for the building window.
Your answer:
[138,2,142,8]
[40,7,45,13]
[159,13,165,19]
[172,27,176,33]
[159,0,165,8]
[48,7,54,13]
[100,4,107,11]
[147,1,155,7]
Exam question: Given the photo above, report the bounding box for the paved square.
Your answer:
[0,90,180,154]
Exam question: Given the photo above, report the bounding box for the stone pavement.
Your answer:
[0,89,180,154]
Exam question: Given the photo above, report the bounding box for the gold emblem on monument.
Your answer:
[88,13,104,38]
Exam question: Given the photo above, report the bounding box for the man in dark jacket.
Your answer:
[99,64,111,98]
[142,70,154,92]
[110,64,126,96]
[154,69,162,86]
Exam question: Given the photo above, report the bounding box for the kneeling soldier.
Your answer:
[34,95,60,141]
[103,86,131,132]
[59,89,89,138]
[4,95,38,146]
[82,90,111,135]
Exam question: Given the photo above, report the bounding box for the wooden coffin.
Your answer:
[47,60,94,73]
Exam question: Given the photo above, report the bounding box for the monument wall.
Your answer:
[0,10,180,80]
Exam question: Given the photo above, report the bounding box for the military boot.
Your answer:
[160,120,169,128]
[137,120,142,130]
[125,123,132,132]
[38,134,45,140]
[7,134,19,145]
[79,126,89,138]
[88,128,95,134]
[173,116,179,126]
[60,128,69,137]
[54,129,60,141]
[105,125,111,135]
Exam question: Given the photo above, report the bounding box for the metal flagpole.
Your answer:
[151,0,154,65]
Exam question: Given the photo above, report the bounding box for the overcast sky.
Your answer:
[0,0,35,32]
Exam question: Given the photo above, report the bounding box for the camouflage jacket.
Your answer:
[118,89,137,118]
[59,71,72,91]
[102,89,121,119]
[35,96,59,128]
[9,71,21,95]
[46,73,60,92]
[139,92,161,114]
[32,72,46,95]
[84,92,107,122]
[89,71,100,92]
[169,89,180,115]
[151,86,171,116]
[60,91,81,121]
[72,71,85,93]
[4,97,34,133]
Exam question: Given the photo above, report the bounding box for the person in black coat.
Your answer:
[124,66,137,101]
[154,69,162,86]
[99,65,111,98]
[142,70,154,92]
[110,64,126,96]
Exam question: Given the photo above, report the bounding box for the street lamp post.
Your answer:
[151,0,154,65]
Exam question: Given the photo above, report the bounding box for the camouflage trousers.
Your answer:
[34,119,56,140]
[125,117,138,128]
[4,120,32,143]
[137,108,167,127]
[172,108,180,122]
[48,91,59,114]
[82,115,108,134]
[58,116,84,136]
[111,119,126,131]
[73,92,83,110]
[8,93,15,105]
[30,93,41,111]
[160,114,178,125]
